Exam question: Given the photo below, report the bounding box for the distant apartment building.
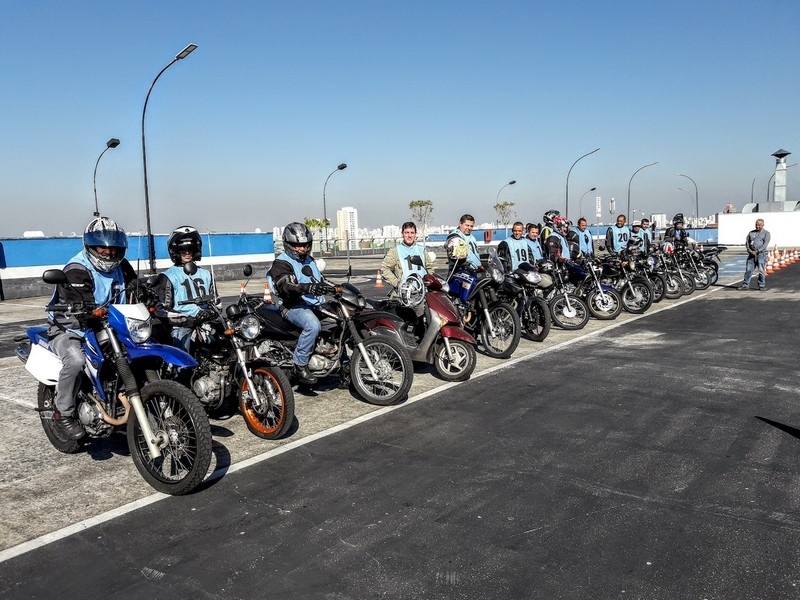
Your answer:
[336,206,359,250]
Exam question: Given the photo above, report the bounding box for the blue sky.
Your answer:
[1,1,798,237]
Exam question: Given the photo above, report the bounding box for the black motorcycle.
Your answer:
[537,259,591,330]
[497,262,552,341]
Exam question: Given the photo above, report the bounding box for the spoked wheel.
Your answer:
[647,273,667,303]
[704,266,719,286]
[433,339,477,382]
[128,380,212,495]
[585,289,623,320]
[621,280,654,314]
[239,365,295,440]
[478,302,521,358]
[37,383,86,454]
[692,269,711,290]
[549,293,590,330]
[351,336,413,406]
[663,273,683,300]
[680,271,696,295]
[521,297,551,342]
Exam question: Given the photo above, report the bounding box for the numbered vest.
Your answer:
[68,252,127,306]
[163,265,214,317]
[396,243,427,282]
[609,225,631,252]
[275,252,324,306]
[504,237,532,269]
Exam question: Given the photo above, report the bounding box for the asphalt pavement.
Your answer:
[3,251,800,598]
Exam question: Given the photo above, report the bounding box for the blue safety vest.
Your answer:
[162,265,214,317]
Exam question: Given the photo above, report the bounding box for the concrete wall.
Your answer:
[717,212,800,248]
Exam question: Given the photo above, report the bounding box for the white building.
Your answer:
[336,206,359,250]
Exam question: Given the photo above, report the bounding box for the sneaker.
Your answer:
[293,364,318,385]
[759,287,766,291]
[738,283,749,290]
[54,413,85,440]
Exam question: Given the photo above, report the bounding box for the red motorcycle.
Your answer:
[373,271,477,382]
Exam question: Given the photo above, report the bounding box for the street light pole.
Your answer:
[626,161,658,218]
[578,187,597,220]
[141,43,198,273]
[674,172,698,229]
[93,137,120,216]
[677,187,694,224]
[322,163,347,252]
[495,179,516,204]
[565,147,600,220]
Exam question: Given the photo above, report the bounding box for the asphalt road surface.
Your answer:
[3,253,800,598]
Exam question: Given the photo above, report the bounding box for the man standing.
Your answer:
[498,221,534,270]
[640,218,653,254]
[605,215,631,255]
[575,218,594,258]
[741,219,771,290]
[525,223,544,262]
[445,213,481,271]
[381,221,434,295]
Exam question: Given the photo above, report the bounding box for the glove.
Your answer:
[194,308,216,324]
[300,283,326,296]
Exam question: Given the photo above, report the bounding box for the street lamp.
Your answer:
[674,172,698,230]
[141,43,198,273]
[322,163,347,252]
[565,147,600,219]
[92,137,120,216]
[495,179,516,203]
[578,187,597,220]
[677,187,694,224]
[626,161,658,218]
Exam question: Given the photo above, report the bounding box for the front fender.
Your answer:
[440,325,476,345]
[126,343,198,368]
[356,309,404,332]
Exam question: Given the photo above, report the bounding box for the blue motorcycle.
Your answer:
[15,269,212,496]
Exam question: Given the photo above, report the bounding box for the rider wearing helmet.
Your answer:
[605,214,631,255]
[543,215,571,261]
[267,222,328,385]
[46,216,137,440]
[664,213,689,247]
[151,226,217,351]
[540,209,561,241]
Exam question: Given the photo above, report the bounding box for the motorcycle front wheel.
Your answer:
[692,269,711,290]
[433,338,477,382]
[521,297,551,342]
[680,271,696,295]
[621,280,654,314]
[647,273,666,303]
[478,302,521,358]
[549,293,590,330]
[585,289,623,320]
[128,380,213,496]
[663,273,683,300]
[239,365,295,440]
[351,336,413,406]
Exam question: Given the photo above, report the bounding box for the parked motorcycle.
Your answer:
[537,259,591,330]
[497,262,552,341]
[15,269,212,496]
[163,264,296,440]
[447,251,522,358]
[372,270,478,382]
[255,267,414,406]
[599,256,654,314]
[565,258,623,320]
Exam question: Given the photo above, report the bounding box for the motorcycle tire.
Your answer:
[680,271,696,295]
[522,297,551,342]
[351,336,413,406]
[478,302,521,358]
[128,380,213,496]
[433,339,477,382]
[585,289,623,320]
[239,365,295,440]
[621,280,654,314]
[704,266,719,286]
[37,383,86,454]
[692,269,711,290]
[663,273,683,300]
[549,293,590,330]
[647,273,667,303]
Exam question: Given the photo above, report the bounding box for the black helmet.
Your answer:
[672,213,684,226]
[167,226,202,266]
[543,210,560,228]
[83,216,127,273]
[627,235,643,250]
[282,222,313,260]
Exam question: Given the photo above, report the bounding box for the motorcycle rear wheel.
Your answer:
[621,281,654,314]
[549,293,590,330]
[522,297,551,342]
[351,336,413,406]
[585,289,623,320]
[433,339,476,382]
[37,383,86,454]
[478,302,521,358]
[239,365,295,440]
[128,380,212,496]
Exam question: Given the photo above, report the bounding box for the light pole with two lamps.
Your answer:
[93,138,120,216]
[626,161,658,219]
[565,148,600,220]
[322,163,347,252]
[141,43,198,273]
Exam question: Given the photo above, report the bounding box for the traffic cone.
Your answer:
[781,250,788,267]
[766,254,774,274]
[263,282,273,303]
[240,281,246,294]
[771,250,781,271]
[375,270,384,288]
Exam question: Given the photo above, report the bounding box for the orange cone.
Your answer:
[772,250,781,271]
[375,270,384,288]
[240,281,246,294]
[263,282,273,303]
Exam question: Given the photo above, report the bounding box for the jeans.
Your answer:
[49,332,85,416]
[171,326,192,352]
[284,306,321,367]
[743,252,767,288]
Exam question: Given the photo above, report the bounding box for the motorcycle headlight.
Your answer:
[522,271,541,285]
[647,256,656,268]
[127,316,152,344]
[490,266,504,284]
[238,315,261,340]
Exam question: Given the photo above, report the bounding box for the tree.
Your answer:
[494,201,516,235]
[304,217,330,253]
[409,199,434,241]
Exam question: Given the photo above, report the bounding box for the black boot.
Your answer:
[294,364,318,385]
[55,412,85,440]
